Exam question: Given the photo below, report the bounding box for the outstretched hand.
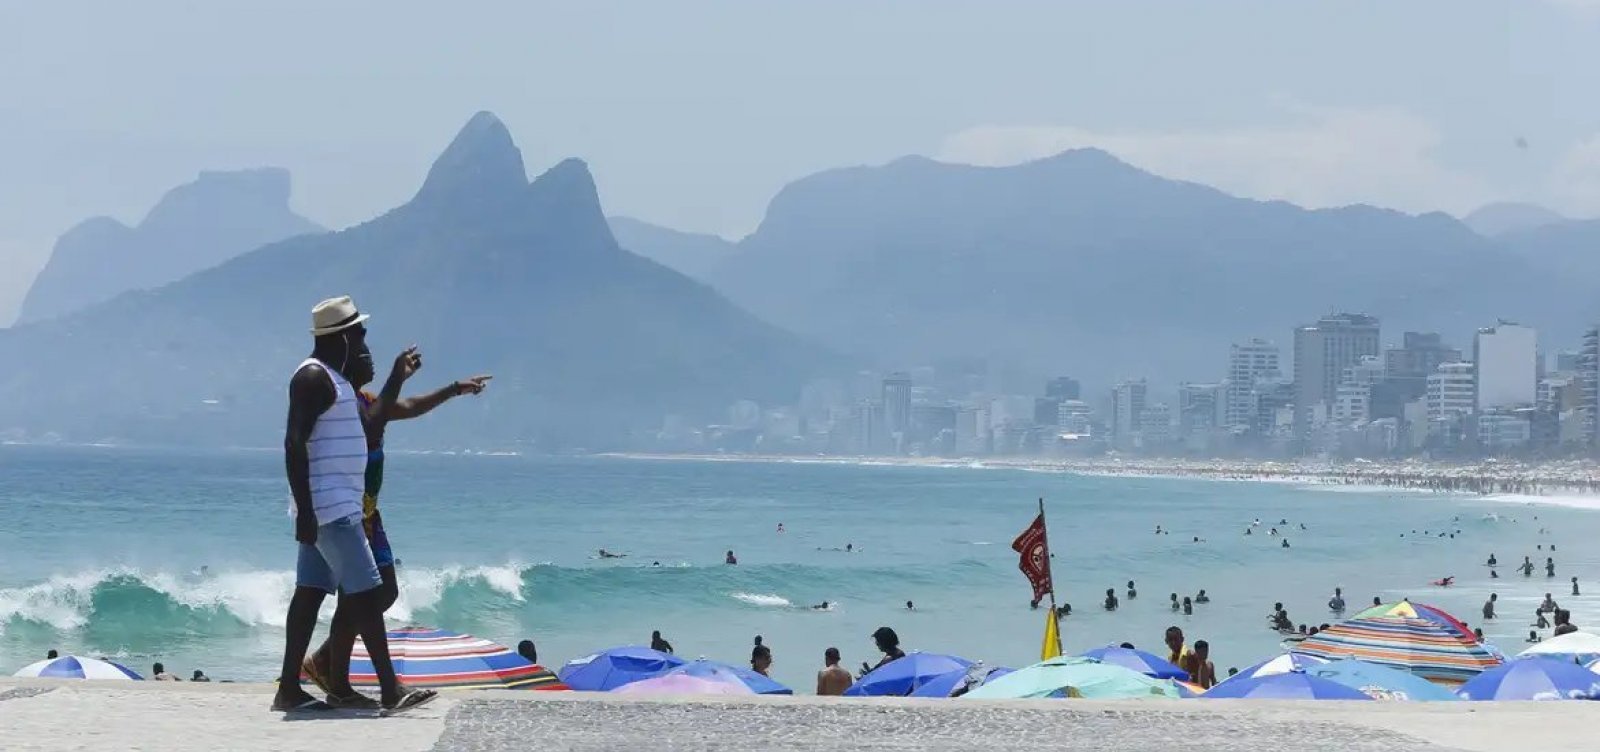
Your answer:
[392,346,422,382]
[454,375,492,396]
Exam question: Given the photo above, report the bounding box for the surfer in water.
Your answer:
[598,549,626,559]
[812,601,832,610]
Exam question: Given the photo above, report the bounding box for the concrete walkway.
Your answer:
[1,679,1592,751]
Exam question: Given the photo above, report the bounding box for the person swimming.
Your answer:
[1104,589,1119,611]
[1328,588,1345,613]
[1169,593,1180,611]
[1281,539,1291,548]
[1195,589,1209,604]
[1432,576,1455,587]
[726,550,738,565]
[812,601,831,610]
[598,549,626,559]
[905,600,915,611]
[1182,596,1193,615]
[1127,581,1137,599]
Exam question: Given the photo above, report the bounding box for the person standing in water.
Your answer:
[725,550,738,565]
[816,648,853,696]
[272,296,433,714]
[303,340,490,704]
[1573,577,1581,597]
[1104,589,1119,611]
[1521,557,1535,577]
[1546,558,1556,578]
[1482,593,1497,620]
[1127,581,1137,599]
[1328,588,1345,613]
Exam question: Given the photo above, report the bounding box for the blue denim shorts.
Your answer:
[296,513,383,595]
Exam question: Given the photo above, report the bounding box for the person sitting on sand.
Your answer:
[1483,594,1497,620]
[192,670,211,682]
[1170,593,1181,612]
[1127,581,1137,599]
[861,627,906,676]
[816,647,853,696]
[751,644,773,677]
[1195,590,1210,604]
[650,630,674,654]
[725,550,738,565]
[1328,588,1345,613]
[1104,589,1119,611]
[152,662,178,681]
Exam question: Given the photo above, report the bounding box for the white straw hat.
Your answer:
[309,296,370,336]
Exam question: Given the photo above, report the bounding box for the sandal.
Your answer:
[380,688,438,716]
[301,657,332,695]
[272,696,334,712]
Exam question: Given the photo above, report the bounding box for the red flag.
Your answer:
[1011,513,1053,602]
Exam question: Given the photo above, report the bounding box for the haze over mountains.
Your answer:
[704,150,1597,388]
[17,168,322,324]
[8,116,1600,448]
[0,113,829,448]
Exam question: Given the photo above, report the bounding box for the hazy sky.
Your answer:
[2,1,1598,324]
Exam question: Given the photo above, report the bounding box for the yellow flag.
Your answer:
[1041,607,1062,660]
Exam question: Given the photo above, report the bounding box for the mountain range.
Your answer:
[17,168,322,324]
[700,151,1597,387]
[608,216,737,282]
[0,113,830,448]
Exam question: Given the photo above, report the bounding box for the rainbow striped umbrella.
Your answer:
[1292,601,1501,685]
[351,626,566,690]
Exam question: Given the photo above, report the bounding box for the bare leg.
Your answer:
[318,565,397,695]
[272,586,328,708]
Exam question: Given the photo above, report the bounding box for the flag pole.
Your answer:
[1039,496,1063,657]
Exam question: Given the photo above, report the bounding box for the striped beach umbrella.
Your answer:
[351,626,565,690]
[1292,601,1501,684]
[13,655,143,680]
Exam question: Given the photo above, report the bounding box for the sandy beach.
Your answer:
[2,678,1595,751]
[610,453,1600,500]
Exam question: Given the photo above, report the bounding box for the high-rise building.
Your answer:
[1056,400,1092,435]
[1582,326,1600,448]
[1473,322,1537,412]
[1140,403,1172,448]
[1111,379,1148,451]
[1427,362,1476,422]
[1178,382,1226,435]
[1227,339,1280,430]
[1556,350,1582,374]
[1294,313,1380,437]
[1384,332,1462,380]
[881,373,913,450]
[1045,377,1081,401]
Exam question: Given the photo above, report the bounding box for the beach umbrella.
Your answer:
[665,659,792,695]
[1226,652,1328,682]
[559,645,685,692]
[1202,671,1373,701]
[1078,646,1189,680]
[1308,659,1459,701]
[962,656,1181,699]
[844,652,973,697]
[611,673,754,696]
[909,666,1014,698]
[350,626,566,691]
[1292,601,1501,684]
[1456,657,1600,701]
[1516,631,1600,664]
[13,655,142,681]
[1170,680,1206,698]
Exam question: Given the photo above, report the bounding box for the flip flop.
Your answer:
[380,688,438,716]
[326,692,381,710]
[300,658,332,695]
[272,696,334,712]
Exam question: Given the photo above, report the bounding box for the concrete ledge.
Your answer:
[2,679,1592,751]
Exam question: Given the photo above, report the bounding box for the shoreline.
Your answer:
[2,678,1594,751]
[605,452,1600,498]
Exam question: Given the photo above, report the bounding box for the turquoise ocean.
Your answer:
[4,444,1599,692]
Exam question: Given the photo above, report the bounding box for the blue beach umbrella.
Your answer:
[909,666,1014,698]
[1227,652,1328,682]
[1079,646,1189,680]
[558,646,685,691]
[1202,671,1372,701]
[962,657,1181,699]
[1456,657,1600,701]
[1308,659,1459,701]
[13,655,143,680]
[666,659,792,695]
[844,653,973,697]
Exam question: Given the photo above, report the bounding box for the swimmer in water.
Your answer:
[1281,539,1291,548]
[1195,589,1209,604]
[598,549,626,559]
[1432,576,1454,587]
[1104,589,1119,611]
[1127,581,1137,599]
[777,523,785,533]
[726,550,738,565]
[812,601,830,610]
[1170,593,1180,611]
[1244,527,1252,536]
[1182,596,1193,615]
[905,600,914,611]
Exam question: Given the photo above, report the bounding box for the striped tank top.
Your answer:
[295,357,367,525]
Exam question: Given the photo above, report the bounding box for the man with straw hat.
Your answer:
[271,296,435,714]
